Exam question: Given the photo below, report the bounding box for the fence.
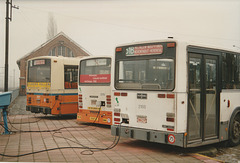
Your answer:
[10,89,19,102]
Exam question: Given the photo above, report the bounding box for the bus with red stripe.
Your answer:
[77,56,113,125]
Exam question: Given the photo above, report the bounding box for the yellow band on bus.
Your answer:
[88,107,101,110]
[27,82,51,89]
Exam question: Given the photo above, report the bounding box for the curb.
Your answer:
[191,153,224,163]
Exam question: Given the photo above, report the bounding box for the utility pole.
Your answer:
[0,67,4,91]
[4,0,19,92]
[13,69,15,88]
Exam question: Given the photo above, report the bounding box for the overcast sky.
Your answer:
[0,0,240,89]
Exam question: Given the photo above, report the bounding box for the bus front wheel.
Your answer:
[229,113,240,146]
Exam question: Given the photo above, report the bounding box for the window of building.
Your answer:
[48,44,74,57]
[67,48,74,57]
[58,45,66,56]
[64,65,78,89]
[48,47,56,56]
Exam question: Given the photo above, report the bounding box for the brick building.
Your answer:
[17,32,90,95]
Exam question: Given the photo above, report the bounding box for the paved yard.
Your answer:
[0,114,206,162]
[0,96,225,162]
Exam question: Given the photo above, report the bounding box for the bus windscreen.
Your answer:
[28,59,51,82]
[79,58,111,85]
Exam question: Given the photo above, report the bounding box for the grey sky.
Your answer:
[0,0,240,89]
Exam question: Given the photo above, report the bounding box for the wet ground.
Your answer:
[214,144,240,163]
[0,96,239,162]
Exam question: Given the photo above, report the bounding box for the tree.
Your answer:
[47,13,57,40]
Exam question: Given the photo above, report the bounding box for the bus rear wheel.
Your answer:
[229,114,240,146]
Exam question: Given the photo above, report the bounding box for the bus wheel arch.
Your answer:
[228,107,240,146]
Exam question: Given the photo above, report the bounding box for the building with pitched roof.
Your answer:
[17,32,90,95]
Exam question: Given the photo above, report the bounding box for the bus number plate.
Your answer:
[137,115,147,123]
[137,93,147,99]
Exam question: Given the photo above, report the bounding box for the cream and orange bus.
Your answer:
[77,56,113,125]
[26,56,82,115]
[111,39,240,147]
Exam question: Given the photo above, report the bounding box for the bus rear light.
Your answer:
[167,128,174,131]
[79,99,82,102]
[167,94,175,98]
[166,117,174,122]
[167,43,175,48]
[106,95,111,107]
[79,106,83,109]
[114,92,120,96]
[114,112,120,116]
[227,100,230,108]
[121,92,128,96]
[116,47,122,52]
[114,118,120,122]
[158,94,165,98]
[114,92,127,96]
[114,122,120,124]
[78,94,82,100]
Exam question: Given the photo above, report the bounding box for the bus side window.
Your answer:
[222,53,240,89]
[64,66,78,89]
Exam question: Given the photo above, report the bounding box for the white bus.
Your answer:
[111,40,240,147]
[26,56,82,115]
[77,56,113,125]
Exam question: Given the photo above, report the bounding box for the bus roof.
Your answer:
[79,55,113,61]
[116,39,240,54]
[27,56,83,65]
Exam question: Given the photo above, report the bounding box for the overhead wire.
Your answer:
[17,8,46,38]
[19,6,240,43]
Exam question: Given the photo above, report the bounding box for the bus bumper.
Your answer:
[111,125,186,148]
[26,106,51,115]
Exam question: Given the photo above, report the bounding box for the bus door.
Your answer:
[187,53,219,144]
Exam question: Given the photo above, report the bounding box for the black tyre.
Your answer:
[229,113,240,146]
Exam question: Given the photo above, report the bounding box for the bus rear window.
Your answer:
[79,58,111,85]
[116,59,174,90]
[28,59,51,82]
